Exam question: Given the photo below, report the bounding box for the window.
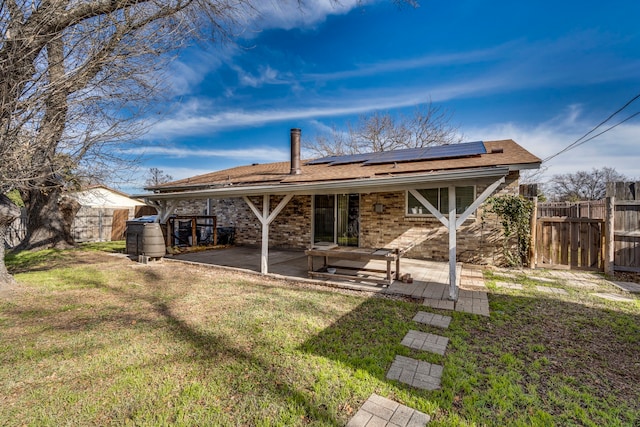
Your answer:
[407,186,475,216]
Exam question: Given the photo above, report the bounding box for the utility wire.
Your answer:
[567,111,640,151]
[543,92,640,163]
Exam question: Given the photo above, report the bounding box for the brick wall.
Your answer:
[359,172,520,265]
[175,196,312,248]
[172,171,519,264]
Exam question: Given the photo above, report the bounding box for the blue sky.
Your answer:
[125,0,640,193]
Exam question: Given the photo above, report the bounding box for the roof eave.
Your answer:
[134,166,513,201]
[504,162,542,171]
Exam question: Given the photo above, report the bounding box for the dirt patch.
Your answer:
[615,271,640,284]
[469,294,640,407]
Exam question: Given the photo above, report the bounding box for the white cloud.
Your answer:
[122,145,288,161]
[301,42,517,82]
[248,0,367,31]
[233,64,286,88]
[142,72,522,138]
[464,110,640,182]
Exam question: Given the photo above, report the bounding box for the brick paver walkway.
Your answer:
[401,330,449,355]
[412,311,451,329]
[386,355,443,390]
[346,394,430,427]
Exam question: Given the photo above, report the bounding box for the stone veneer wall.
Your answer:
[359,172,520,265]
[170,171,519,264]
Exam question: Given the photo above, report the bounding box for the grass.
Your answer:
[1,244,639,426]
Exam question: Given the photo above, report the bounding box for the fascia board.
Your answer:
[136,167,511,201]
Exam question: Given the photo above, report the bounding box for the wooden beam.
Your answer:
[456,176,505,228]
[149,199,178,224]
[243,196,264,223]
[409,189,448,227]
[261,195,269,274]
[448,186,458,300]
[530,196,538,269]
[243,194,293,275]
[604,196,615,276]
[266,194,293,224]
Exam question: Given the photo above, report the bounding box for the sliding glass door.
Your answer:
[313,194,359,246]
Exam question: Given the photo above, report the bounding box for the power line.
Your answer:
[543,92,640,163]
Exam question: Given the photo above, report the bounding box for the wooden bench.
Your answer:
[305,246,402,285]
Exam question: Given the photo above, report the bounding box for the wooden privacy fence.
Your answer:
[535,217,604,270]
[612,200,640,272]
[537,200,605,219]
[4,205,157,248]
[533,185,640,273]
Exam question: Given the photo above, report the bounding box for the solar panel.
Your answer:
[363,141,486,165]
[305,141,486,166]
[306,152,379,165]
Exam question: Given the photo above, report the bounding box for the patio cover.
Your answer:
[137,165,512,301]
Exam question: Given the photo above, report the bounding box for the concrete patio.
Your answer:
[167,246,489,316]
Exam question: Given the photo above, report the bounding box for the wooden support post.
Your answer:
[604,196,615,275]
[529,196,538,269]
[191,217,197,247]
[448,185,458,301]
[261,195,269,274]
[243,194,293,275]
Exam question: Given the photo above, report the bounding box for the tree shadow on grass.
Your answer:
[296,283,640,424]
[298,297,435,378]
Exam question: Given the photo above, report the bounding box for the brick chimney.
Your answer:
[290,128,302,175]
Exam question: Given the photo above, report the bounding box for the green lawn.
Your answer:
[1,244,638,426]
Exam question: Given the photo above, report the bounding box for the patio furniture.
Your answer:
[305,246,402,285]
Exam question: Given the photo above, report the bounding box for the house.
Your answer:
[139,129,540,299]
[70,185,156,242]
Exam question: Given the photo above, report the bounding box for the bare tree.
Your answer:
[303,103,463,157]
[0,0,258,255]
[0,194,21,287]
[0,0,419,285]
[146,168,174,188]
[0,0,263,288]
[549,167,628,201]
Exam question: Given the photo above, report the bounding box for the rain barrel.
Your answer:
[142,223,166,258]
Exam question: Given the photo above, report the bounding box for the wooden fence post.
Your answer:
[529,196,538,269]
[604,196,615,275]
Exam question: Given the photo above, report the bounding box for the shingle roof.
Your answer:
[149,140,540,192]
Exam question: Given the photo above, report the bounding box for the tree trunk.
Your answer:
[16,187,81,251]
[0,195,21,288]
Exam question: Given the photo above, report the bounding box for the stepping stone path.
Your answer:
[592,292,637,303]
[423,298,455,311]
[412,311,451,329]
[535,285,568,295]
[530,277,557,284]
[496,281,523,290]
[608,281,640,293]
[385,308,450,391]
[401,330,449,355]
[386,355,443,391]
[351,302,456,424]
[346,394,430,427]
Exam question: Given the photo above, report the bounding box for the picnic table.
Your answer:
[305,245,402,285]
